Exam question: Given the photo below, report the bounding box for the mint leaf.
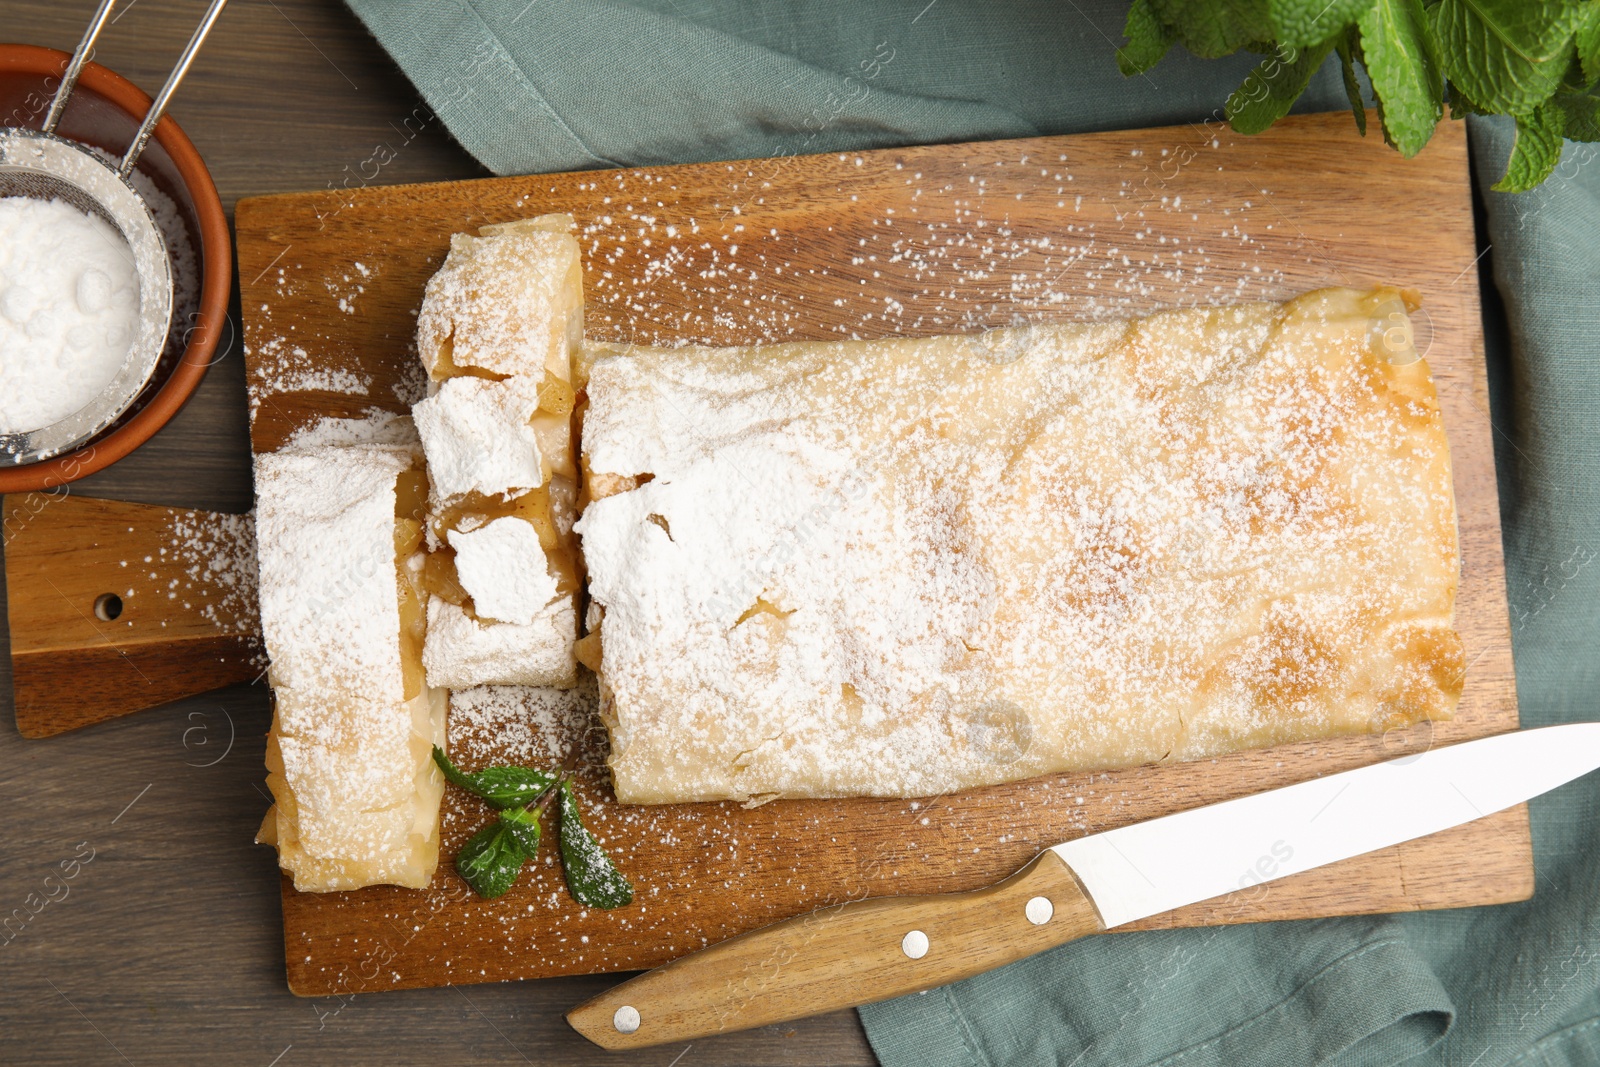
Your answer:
[432,746,557,809]
[1119,0,1174,75]
[1337,30,1370,135]
[1429,0,1583,115]
[1110,0,1589,191]
[1358,0,1443,156]
[1579,4,1600,87]
[1268,0,1376,49]
[455,820,528,900]
[1227,38,1338,134]
[499,805,543,855]
[1148,0,1277,59]
[1494,102,1568,192]
[1553,87,1600,141]
[435,755,638,905]
[557,781,633,910]
[1447,84,1494,117]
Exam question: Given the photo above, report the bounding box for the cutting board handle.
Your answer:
[3,493,263,738]
[566,849,1103,1049]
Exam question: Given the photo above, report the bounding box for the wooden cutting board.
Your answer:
[231,111,1525,997]
[3,494,263,737]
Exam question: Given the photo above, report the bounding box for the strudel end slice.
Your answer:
[254,435,446,890]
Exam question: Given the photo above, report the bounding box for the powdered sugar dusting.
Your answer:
[412,376,544,501]
[579,288,1462,804]
[280,408,419,452]
[449,516,559,625]
[570,146,1315,351]
[422,597,578,689]
[449,676,601,768]
[162,509,261,636]
[245,333,370,420]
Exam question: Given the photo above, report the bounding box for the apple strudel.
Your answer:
[413,214,583,689]
[254,435,447,890]
[577,287,1463,804]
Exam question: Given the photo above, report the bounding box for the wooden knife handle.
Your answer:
[566,848,1103,1050]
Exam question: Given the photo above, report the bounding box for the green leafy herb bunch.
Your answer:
[432,746,634,908]
[1118,0,1600,191]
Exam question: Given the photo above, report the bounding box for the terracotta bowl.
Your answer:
[0,44,230,494]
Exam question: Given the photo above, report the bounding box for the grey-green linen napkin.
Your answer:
[341,2,1600,1063]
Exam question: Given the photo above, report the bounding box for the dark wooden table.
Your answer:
[0,2,875,1062]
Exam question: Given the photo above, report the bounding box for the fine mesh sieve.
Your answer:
[0,0,229,467]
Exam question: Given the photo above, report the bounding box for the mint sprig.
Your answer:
[456,820,530,900]
[432,752,556,808]
[1357,0,1442,156]
[1226,38,1339,134]
[1119,0,1600,192]
[431,747,633,907]
[1581,5,1600,83]
[1336,30,1370,135]
[557,780,635,910]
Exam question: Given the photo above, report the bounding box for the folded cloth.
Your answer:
[342,1,1600,1062]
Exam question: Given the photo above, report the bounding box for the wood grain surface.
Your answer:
[1,1,873,1063]
[3,494,262,738]
[230,112,1530,1001]
[567,849,1103,1050]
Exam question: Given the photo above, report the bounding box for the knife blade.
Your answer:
[568,724,1600,1050]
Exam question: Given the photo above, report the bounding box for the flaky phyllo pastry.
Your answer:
[254,436,446,891]
[256,208,1462,890]
[257,217,584,891]
[578,288,1463,804]
[412,214,584,690]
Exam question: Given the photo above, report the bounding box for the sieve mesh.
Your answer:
[0,169,119,226]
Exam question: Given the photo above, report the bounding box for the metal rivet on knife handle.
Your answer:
[613,1005,640,1034]
[1025,896,1054,925]
[901,930,929,959]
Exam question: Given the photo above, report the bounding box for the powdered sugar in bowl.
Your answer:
[0,131,174,464]
[0,197,145,436]
[0,37,231,492]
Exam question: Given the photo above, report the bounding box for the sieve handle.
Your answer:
[118,0,230,177]
[42,0,120,134]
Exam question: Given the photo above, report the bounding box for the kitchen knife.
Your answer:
[568,723,1600,1049]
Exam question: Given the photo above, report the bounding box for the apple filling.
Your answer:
[412,214,584,690]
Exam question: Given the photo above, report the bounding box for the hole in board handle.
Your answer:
[94,593,123,621]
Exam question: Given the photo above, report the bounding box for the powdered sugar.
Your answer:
[578,288,1462,804]
[449,516,559,625]
[449,676,600,768]
[0,197,141,434]
[412,375,544,500]
[246,333,371,421]
[280,408,420,452]
[423,596,578,689]
[162,509,260,635]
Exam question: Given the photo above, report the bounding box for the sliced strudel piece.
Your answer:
[577,287,1463,804]
[413,214,582,689]
[254,434,447,890]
